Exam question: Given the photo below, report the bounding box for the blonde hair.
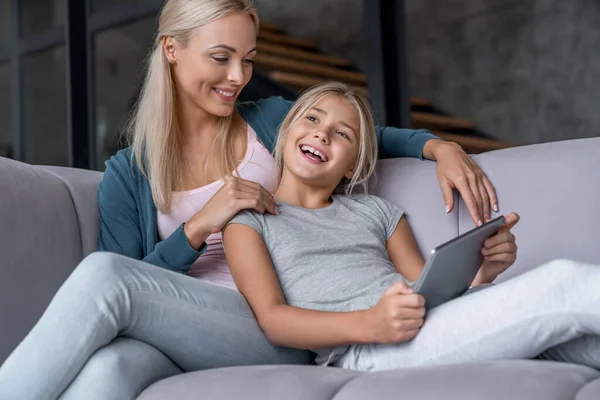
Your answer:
[274,82,378,195]
[125,0,259,212]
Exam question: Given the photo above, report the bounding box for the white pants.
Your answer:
[336,259,600,371]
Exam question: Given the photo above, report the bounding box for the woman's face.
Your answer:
[282,95,361,189]
[164,12,256,118]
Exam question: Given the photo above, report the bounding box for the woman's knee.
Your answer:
[67,252,132,292]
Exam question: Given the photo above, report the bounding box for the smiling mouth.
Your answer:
[299,145,328,162]
[213,88,236,102]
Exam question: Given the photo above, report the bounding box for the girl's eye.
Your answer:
[306,115,318,123]
[337,131,349,139]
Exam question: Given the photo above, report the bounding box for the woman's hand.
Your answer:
[365,281,425,344]
[184,177,277,249]
[423,139,498,226]
[472,213,520,286]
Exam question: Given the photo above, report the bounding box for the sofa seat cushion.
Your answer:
[138,360,599,400]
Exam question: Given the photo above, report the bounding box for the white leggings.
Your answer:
[336,259,600,371]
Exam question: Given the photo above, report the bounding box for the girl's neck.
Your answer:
[274,174,337,209]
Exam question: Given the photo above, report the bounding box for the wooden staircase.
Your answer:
[256,23,515,154]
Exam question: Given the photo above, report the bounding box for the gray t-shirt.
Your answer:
[227,194,406,364]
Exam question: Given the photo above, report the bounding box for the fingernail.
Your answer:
[493,204,498,212]
[478,220,483,227]
[445,205,450,213]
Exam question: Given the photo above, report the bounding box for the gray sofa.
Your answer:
[1,137,599,399]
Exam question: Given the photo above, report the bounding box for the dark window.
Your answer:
[94,17,156,169]
[21,0,66,37]
[0,1,11,46]
[91,0,127,14]
[0,63,11,158]
[23,46,68,166]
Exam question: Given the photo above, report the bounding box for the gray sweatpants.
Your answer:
[0,252,313,400]
[335,259,600,371]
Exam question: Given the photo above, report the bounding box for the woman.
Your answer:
[0,1,499,399]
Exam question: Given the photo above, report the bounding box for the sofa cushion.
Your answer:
[461,137,600,282]
[138,361,599,400]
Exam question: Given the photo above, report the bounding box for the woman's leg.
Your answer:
[59,338,181,400]
[336,259,600,371]
[0,252,314,400]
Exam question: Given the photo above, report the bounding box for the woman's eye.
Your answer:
[213,57,228,63]
[243,59,254,65]
[337,131,349,139]
[306,115,318,123]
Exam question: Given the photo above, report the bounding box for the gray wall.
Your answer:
[257,0,600,145]
[407,0,600,144]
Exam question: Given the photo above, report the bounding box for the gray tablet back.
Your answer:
[413,216,505,310]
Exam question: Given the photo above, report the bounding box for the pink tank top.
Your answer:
[157,126,277,290]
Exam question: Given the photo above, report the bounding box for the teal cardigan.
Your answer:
[98,96,438,273]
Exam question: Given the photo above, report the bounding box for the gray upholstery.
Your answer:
[136,362,599,400]
[1,137,599,399]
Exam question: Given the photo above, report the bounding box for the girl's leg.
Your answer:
[0,252,314,400]
[59,338,181,400]
[336,259,600,371]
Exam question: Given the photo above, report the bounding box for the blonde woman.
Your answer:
[0,1,499,399]
[224,82,600,373]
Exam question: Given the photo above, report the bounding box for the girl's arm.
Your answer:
[223,223,373,349]
[386,217,425,282]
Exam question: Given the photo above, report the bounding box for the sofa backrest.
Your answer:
[0,137,598,363]
[0,157,101,362]
[373,137,600,283]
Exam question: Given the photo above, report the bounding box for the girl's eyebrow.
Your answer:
[310,107,357,135]
[209,44,257,54]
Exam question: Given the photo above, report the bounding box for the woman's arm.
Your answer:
[386,217,425,282]
[223,223,373,349]
[98,154,205,273]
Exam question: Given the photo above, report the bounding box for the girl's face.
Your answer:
[164,12,256,119]
[282,95,361,189]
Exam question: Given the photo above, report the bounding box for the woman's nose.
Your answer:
[227,63,244,84]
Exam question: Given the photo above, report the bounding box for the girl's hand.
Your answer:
[472,213,520,286]
[184,177,277,248]
[365,281,425,344]
[424,140,498,226]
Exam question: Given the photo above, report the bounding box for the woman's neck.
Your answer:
[177,99,220,156]
[274,173,337,209]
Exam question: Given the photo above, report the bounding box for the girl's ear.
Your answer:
[344,168,355,179]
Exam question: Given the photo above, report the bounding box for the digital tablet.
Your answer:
[412,215,505,310]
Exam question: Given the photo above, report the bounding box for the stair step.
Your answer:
[270,71,366,94]
[259,22,281,33]
[411,112,474,130]
[270,71,432,108]
[257,41,351,67]
[254,54,367,84]
[257,31,314,49]
[434,131,516,154]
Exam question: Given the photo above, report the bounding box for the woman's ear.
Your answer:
[163,37,177,64]
[344,168,355,179]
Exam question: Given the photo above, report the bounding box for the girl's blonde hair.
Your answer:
[125,0,259,213]
[274,82,378,195]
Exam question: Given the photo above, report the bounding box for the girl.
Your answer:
[223,82,600,371]
[0,1,501,398]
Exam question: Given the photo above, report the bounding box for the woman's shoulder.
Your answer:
[101,147,144,192]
